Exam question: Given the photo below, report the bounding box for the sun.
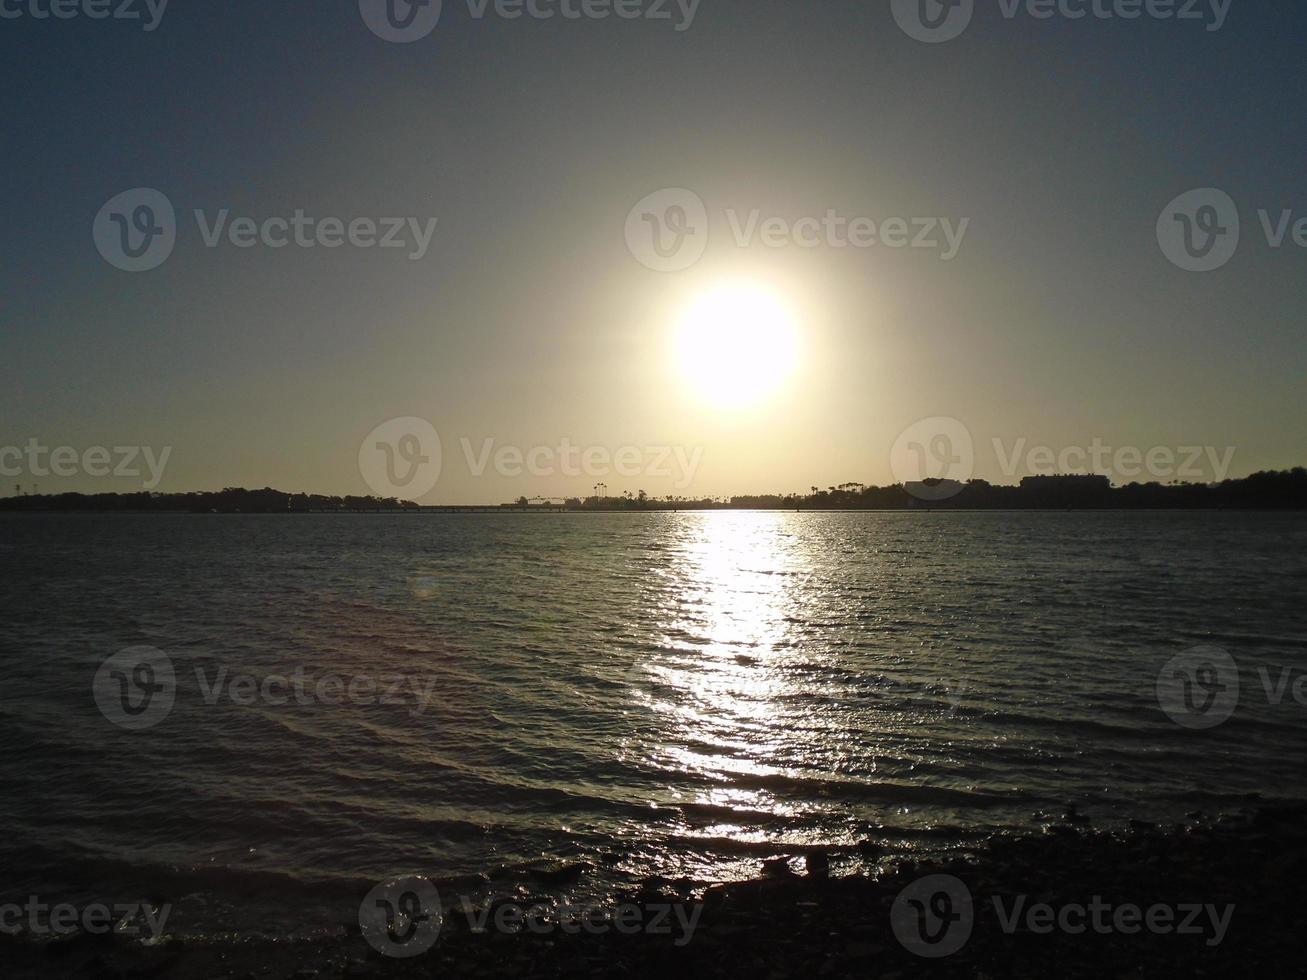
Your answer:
[674,282,800,409]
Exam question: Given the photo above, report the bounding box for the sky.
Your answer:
[2,0,1305,503]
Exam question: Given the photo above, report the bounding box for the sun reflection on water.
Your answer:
[644,512,817,837]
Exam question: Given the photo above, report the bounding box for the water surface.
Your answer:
[1,511,1304,935]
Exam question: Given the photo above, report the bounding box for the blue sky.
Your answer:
[2,0,1304,501]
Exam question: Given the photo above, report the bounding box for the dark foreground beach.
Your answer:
[4,803,1303,979]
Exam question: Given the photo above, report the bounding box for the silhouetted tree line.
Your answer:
[733,469,1307,510]
[1,470,1303,513]
[0,487,419,513]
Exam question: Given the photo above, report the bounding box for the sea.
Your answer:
[1,511,1304,939]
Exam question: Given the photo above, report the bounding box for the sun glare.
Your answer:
[674,282,799,409]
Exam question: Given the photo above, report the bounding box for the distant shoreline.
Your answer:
[1,469,1304,513]
[4,506,1307,515]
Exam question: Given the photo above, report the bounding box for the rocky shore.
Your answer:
[4,804,1304,979]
